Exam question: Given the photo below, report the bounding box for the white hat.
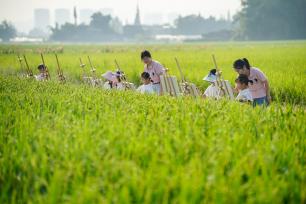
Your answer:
[102,71,115,81]
[203,73,217,82]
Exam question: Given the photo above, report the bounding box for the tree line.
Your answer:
[0,0,305,42]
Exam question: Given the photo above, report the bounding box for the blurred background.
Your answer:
[0,0,305,43]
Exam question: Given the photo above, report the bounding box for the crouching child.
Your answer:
[202,69,220,99]
[137,72,155,94]
[235,74,253,103]
[35,64,48,81]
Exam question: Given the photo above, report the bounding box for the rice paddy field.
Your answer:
[0,41,305,203]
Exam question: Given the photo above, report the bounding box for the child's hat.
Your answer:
[203,69,217,82]
[102,71,115,81]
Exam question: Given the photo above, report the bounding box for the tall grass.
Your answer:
[0,76,305,203]
[0,41,305,104]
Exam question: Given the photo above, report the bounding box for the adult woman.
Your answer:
[233,58,271,106]
[141,50,165,94]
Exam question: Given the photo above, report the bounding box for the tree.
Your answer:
[0,21,16,42]
[49,12,121,42]
[174,15,232,35]
[236,0,306,40]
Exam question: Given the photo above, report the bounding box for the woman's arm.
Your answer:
[263,80,271,103]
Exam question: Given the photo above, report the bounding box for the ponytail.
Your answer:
[233,58,251,70]
[242,58,251,69]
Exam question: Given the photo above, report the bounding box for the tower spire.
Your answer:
[73,6,78,26]
[134,2,141,26]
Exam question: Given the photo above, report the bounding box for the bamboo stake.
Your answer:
[40,53,51,80]
[212,54,231,98]
[23,55,33,77]
[87,56,96,79]
[17,54,25,76]
[79,58,86,78]
[55,54,66,83]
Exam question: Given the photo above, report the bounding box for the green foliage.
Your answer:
[0,42,305,105]
[174,15,231,35]
[50,12,120,42]
[0,20,17,42]
[0,75,305,203]
[0,42,305,203]
[236,0,306,40]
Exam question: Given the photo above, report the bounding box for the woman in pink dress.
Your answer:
[233,58,271,106]
[141,50,165,94]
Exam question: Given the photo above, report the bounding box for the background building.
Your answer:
[55,9,71,26]
[79,9,95,24]
[34,8,50,31]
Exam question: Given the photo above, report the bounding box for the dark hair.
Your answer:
[37,64,46,70]
[141,72,151,80]
[209,69,217,75]
[233,58,251,70]
[235,74,253,85]
[115,70,124,82]
[141,50,151,59]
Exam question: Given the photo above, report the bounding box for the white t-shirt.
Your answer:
[137,84,155,94]
[116,82,124,90]
[204,84,220,98]
[35,73,46,81]
[103,82,112,90]
[236,88,253,102]
[103,82,124,90]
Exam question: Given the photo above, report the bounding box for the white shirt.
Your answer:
[103,82,112,90]
[137,84,155,94]
[204,84,220,98]
[35,73,46,81]
[103,82,124,90]
[236,88,253,102]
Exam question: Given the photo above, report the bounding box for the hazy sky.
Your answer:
[0,0,241,32]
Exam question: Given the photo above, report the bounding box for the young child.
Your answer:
[137,72,155,94]
[235,74,253,103]
[202,69,220,99]
[35,64,47,81]
[102,71,124,90]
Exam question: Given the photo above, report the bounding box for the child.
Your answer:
[137,72,155,94]
[235,74,253,103]
[35,64,47,81]
[202,69,220,99]
[101,71,124,90]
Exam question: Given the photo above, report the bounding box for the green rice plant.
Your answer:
[0,74,305,203]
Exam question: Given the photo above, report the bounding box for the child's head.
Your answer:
[235,74,251,90]
[203,69,217,84]
[115,71,124,83]
[141,72,151,85]
[141,50,152,65]
[37,64,46,73]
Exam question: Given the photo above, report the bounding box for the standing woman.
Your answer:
[141,50,165,94]
[233,58,271,106]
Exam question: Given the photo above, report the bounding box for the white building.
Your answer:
[79,9,95,24]
[34,9,50,31]
[55,9,71,26]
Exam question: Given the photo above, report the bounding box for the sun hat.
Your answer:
[203,69,217,82]
[102,71,115,81]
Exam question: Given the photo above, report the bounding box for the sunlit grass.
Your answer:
[0,42,305,203]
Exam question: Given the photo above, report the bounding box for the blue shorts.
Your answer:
[253,96,269,107]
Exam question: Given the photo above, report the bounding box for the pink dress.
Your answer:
[144,60,165,84]
[248,67,268,99]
